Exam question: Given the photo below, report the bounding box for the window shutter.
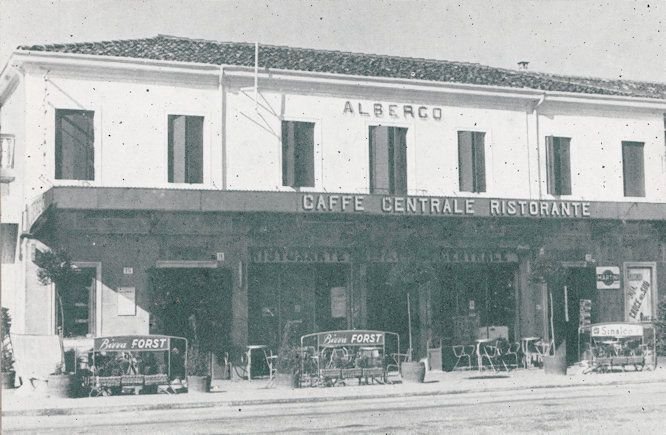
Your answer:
[559,138,571,195]
[546,136,555,195]
[294,122,315,187]
[622,141,645,197]
[458,131,474,192]
[392,127,408,195]
[282,121,295,186]
[473,132,486,192]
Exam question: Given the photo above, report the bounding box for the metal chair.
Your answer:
[452,345,472,370]
[502,342,521,370]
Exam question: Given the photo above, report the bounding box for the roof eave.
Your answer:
[9,49,666,109]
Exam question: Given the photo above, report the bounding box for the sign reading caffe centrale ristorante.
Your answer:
[302,193,592,218]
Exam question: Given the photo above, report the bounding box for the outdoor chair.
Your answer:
[452,345,472,370]
[480,342,503,371]
[502,342,521,369]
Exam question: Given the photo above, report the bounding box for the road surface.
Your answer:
[5,381,665,434]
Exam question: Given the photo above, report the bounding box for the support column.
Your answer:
[351,263,367,329]
[230,255,248,348]
[417,283,431,360]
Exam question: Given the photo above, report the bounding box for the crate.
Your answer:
[320,368,341,378]
[144,374,169,385]
[363,367,385,378]
[121,375,145,386]
[341,368,363,379]
[97,376,122,387]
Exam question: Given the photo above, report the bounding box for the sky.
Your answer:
[1,0,664,82]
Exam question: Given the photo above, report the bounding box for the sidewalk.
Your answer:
[4,365,666,417]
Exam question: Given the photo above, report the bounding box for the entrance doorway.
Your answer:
[248,264,350,350]
[433,264,517,344]
[148,268,232,353]
[552,267,596,364]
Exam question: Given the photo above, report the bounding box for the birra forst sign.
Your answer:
[596,266,621,289]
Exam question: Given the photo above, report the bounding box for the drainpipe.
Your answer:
[219,65,226,190]
[533,93,546,198]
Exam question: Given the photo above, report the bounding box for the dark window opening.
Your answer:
[282,121,315,188]
[546,136,572,195]
[622,141,645,197]
[458,131,486,192]
[369,126,407,195]
[168,115,204,184]
[57,267,96,337]
[55,109,95,180]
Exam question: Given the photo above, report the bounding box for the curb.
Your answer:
[4,376,665,418]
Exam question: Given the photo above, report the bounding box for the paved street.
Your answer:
[5,381,666,434]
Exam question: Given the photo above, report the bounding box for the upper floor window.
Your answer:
[622,141,645,197]
[55,109,94,180]
[369,126,407,195]
[168,115,204,184]
[458,131,486,193]
[546,136,572,196]
[282,121,315,188]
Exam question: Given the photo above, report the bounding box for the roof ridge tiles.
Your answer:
[13,35,666,99]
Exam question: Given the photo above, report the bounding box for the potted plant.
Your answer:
[529,250,568,375]
[1,307,16,389]
[35,248,80,397]
[274,345,300,388]
[186,344,211,393]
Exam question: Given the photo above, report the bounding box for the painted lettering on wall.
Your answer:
[343,101,443,121]
[489,199,590,218]
[250,248,351,263]
[301,194,592,219]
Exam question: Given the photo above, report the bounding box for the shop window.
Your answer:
[458,131,486,193]
[622,141,645,197]
[168,115,204,184]
[58,267,96,337]
[55,109,95,180]
[282,121,315,188]
[546,136,572,195]
[369,126,407,195]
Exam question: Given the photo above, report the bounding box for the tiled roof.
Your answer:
[18,35,666,100]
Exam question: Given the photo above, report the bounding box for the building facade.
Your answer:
[1,36,665,367]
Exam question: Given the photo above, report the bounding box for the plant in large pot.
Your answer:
[35,248,80,397]
[186,344,211,393]
[529,250,568,375]
[274,319,302,388]
[1,307,16,389]
[386,261,435,383]
[274,346,301,388]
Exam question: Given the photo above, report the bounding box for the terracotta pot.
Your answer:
[401,361,426,383]
[187,375,211,393]
[275,372,300,388]
[1,371,15,389]
[543,354,567,375]
[48,373,77,398]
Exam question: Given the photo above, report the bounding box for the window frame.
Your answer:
[546,136,572,196]
[622,140,646,198]
[368,124,409,195]
[53,108,98,184]
[279,118,321,191]
[457,130,487,193]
